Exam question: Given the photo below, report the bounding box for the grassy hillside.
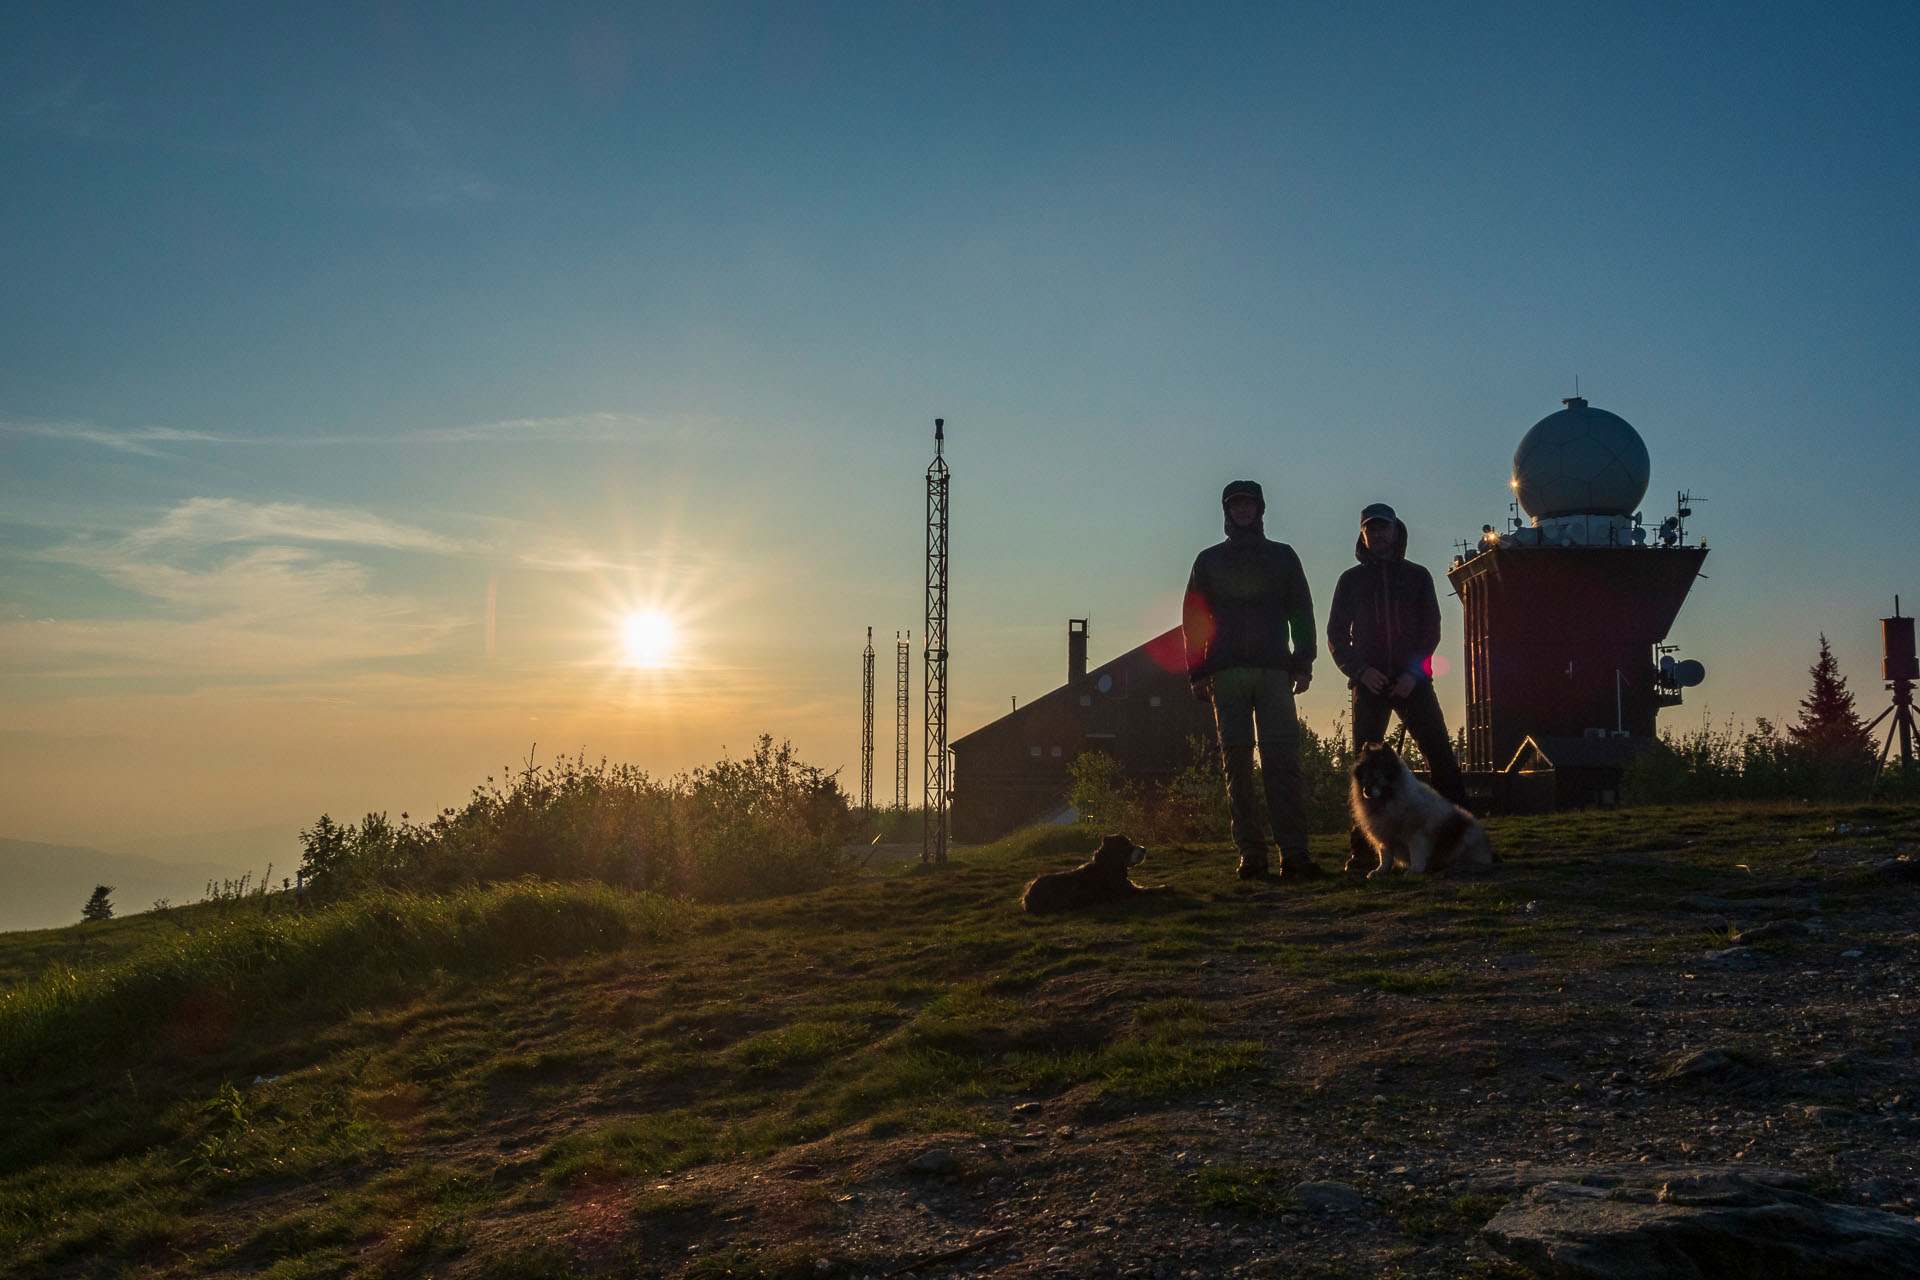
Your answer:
[0,838,259,934]
[3,806,1918,1279]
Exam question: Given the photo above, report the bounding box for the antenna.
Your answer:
[860,627,875,814]
[924,419,950,863]
[895,631,910,810]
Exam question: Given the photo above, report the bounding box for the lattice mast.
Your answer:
[895,631,910,810]
[923,418,950,864]
[860,626,875,813]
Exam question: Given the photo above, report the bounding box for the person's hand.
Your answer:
[1191,677,1213,704]
[1360,667,1388,694]
[1391,673,1417,699]
[1292,671,1312,695]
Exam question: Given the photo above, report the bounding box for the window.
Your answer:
[1050,746,1062,758]
[1149,695,1162,707]
[1029,746,1042,758]
[1078,695,1092,706]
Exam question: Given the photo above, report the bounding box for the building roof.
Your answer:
[951,625,1188,751]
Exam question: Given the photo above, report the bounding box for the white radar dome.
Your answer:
[1511,397,1651,520]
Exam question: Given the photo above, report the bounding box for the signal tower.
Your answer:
[860,627,875,813]
[924,418,950,864]
[895,631,910,810]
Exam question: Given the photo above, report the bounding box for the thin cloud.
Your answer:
[3,412,725,453]
[1,420,237,456]
[122,498,468,555]
[17,78,122,141]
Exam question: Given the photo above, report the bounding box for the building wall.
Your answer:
[950,628,1216,842]
[1449,546,1707,772]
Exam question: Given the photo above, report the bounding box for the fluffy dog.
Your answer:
[1349,742,1493,876]
[1021,834,1150,913]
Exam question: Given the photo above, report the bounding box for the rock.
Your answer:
[906,1148,959,1175]
[1872,857,1920,882]
[1697,946,1762,967]
[1731,919,1813,945]
[1860,1177,1902,1202]
[1803,1106,1859,1126]
[1012,1101,1043,1115]
[1292,1181,1365,1212]
[1661,1049,1762,1090]
[1481,1173,1920,1278]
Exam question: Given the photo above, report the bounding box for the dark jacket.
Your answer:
[1183,482,1317,683]
[1325,518,1441,685]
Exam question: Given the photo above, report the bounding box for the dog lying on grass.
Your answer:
[1349,741,1493,876]
[1021,834,1152,913]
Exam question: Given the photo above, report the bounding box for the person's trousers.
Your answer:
[1210,667,1310,862]
[1348,679,1468,868]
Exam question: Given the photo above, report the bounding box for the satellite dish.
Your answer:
[1673,659,1706,688]
[1631,527,1647,545]
[1660,655,1676,675]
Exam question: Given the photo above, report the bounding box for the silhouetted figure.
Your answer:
[1183,480,1323,881]
[1327,502,1468,873]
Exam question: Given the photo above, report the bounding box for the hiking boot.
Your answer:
[1278,854,1326,881]
[1236,855,1272,881]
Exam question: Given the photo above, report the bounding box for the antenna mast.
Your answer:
[924,418,950,863]
[895,631,910,810]
[860,627,875,813]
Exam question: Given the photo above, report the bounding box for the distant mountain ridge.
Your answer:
[0,838,261,934]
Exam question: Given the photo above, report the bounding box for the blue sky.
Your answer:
[3,2,1917,848]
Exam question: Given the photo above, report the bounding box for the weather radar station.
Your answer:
[1448,397,1709,808]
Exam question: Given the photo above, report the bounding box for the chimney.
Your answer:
[1068,619,1088,684]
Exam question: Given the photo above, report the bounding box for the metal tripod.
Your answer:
[1865,673,1917,797]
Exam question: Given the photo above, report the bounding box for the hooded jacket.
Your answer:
[1182,481,1316,683]
[1325,518,1441,685]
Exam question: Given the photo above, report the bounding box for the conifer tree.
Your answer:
[81,884,115,922]
[1787,634,1874,762]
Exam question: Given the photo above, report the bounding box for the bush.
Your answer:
[298,737,856,904]
[1069,722,1358,844]
[1624,714,1877,804]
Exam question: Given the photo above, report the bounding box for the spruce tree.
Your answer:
[1787,634,1874,762]
[81,884,115,922]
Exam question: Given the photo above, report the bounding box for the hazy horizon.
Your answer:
[5,3,1917,849]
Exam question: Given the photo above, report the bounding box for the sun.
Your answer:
[620,610,677,667]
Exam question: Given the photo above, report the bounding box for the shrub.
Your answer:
[298,738,855,904]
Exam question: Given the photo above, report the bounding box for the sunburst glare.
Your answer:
[621,610,677,667]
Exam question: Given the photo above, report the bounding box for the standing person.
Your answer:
[1326,502,1469,873]
[1183,480,1324,881]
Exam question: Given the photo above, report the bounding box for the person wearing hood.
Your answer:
[1182,480,1324,881]
[1326,502,1469,873]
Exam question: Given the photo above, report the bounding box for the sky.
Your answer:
[3,2,1918,852]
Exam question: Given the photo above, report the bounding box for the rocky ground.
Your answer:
[446,815,1920,1280]
[9,806,1920,1279]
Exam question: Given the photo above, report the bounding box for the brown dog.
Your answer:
[1021,834,1150,914]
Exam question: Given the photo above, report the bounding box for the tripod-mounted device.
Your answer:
[1867,596,1918,796]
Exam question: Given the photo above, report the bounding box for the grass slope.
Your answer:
[3,805,1918,1279]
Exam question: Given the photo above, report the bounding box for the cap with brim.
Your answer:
[1360,502,1397,527]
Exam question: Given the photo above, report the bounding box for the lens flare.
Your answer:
[621,610,676,667]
